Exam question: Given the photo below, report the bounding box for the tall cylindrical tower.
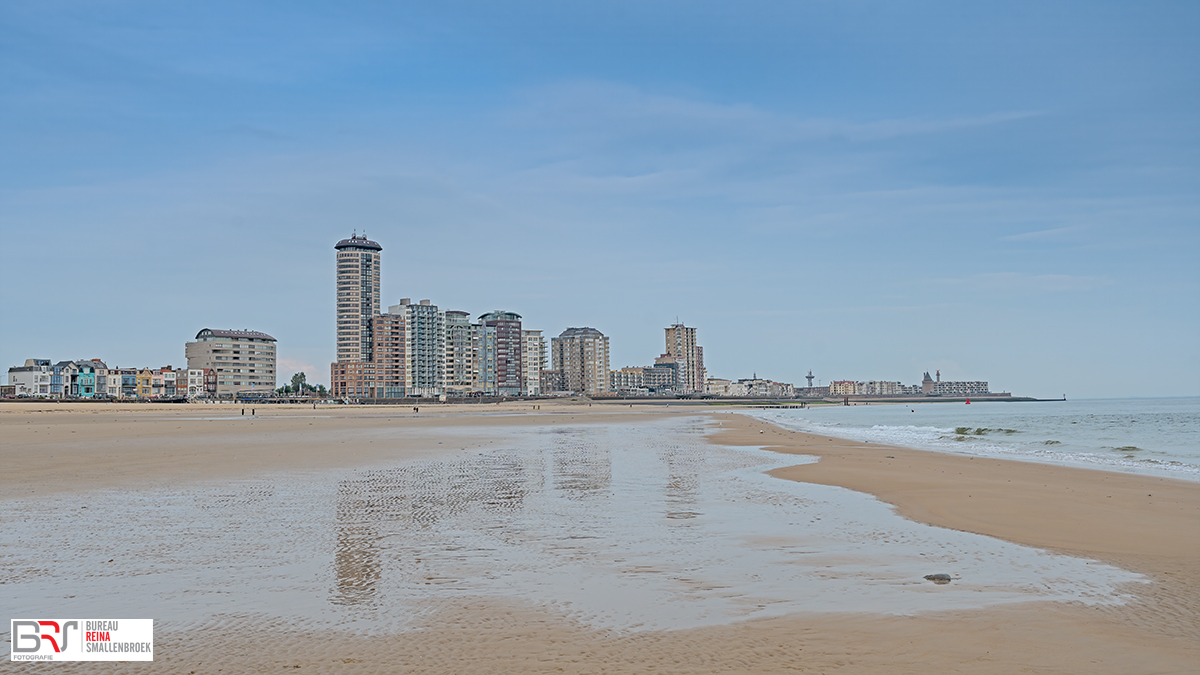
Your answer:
[334,234,382,363]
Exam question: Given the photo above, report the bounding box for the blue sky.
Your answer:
[2,1,1197,398]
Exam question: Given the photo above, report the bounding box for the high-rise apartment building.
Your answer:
[390,299,445,397]
[478,311,523,396]
[444,310,477,397]
[551,327,610,395]
[665,323,705,394]
[521,329,546,396]
[334,234,382,364]
[186,328,277,397]
[369,312,407,398]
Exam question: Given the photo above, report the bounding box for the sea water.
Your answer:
[748,397,1200,481]
[0,417,1141,641]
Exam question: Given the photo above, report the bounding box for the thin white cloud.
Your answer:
[508,81,1041,144]
[931,273,1112,293]
[1000,225,1085,242]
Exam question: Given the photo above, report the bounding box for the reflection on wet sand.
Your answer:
[332,446,538,606]
[315,418,1140,630]
[660,439,701,520]
[2,417,1144,636]
[333,481,381,607]
[550,426,612,499]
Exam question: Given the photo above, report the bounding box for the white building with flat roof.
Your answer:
[7,359,51,397]
[186,328,277,397]
[522,329,546,396]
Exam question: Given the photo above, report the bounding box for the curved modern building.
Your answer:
[334,234,382,363]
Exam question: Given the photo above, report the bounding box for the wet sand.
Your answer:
[2,402,1197,673]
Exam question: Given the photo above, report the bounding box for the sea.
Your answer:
[747,397,1200,482]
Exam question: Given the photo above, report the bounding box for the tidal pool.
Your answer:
[1,417,1141,639]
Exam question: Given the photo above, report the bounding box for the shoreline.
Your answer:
[743,398,1200,483]
[2,403,1197,673]
[708,412,1199,639]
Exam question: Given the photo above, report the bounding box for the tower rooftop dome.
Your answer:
[334,234,382,251]
[558,327,605,338]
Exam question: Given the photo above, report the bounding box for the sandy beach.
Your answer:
[2,401,1197,673]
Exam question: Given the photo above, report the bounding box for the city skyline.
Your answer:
[327,230,699,399]
[1,2,1197,399]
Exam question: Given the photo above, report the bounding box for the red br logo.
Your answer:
[12,620,79,655]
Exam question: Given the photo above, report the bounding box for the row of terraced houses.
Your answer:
[5,328,278,400]
[6,359,216,399]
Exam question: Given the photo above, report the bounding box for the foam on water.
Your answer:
[748,398,1200,481]
[0,417,1142,639]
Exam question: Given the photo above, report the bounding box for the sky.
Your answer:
[1,0,1197,398]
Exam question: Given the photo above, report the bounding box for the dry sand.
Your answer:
[0,401,651,497]
[2,402,1197,674]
